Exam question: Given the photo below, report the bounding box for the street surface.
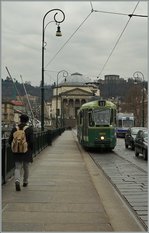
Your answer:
[115,138,147,172]
[88,138,148,230]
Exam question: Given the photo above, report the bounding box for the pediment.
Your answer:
[61,88,92,96]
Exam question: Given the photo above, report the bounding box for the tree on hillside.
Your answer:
[124,85,147,126]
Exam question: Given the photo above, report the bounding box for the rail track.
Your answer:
[88,149,148,231]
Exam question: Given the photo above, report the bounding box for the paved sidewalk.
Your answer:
[2,130,113,232]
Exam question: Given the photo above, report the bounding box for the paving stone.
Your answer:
[2,130,112,232]
[3,202,106,213]
[2,222,44,232]
[2,211,109,224]
[44,223,113,232]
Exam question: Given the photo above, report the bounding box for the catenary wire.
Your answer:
[93,10,147,17]
[90,1,147,17]
[97,1,141,78]
[90,1,94,12]
[45,1,146,72]
[44,5,129,69]
[94,9,129,16]
[45,11,93,69]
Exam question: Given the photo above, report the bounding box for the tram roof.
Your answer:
[80,99,116,110]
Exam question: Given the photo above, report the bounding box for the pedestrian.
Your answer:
[9,114,33,191]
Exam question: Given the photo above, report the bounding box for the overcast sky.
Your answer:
[1,1,148,86]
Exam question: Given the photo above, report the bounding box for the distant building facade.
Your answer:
[51,72,99,128]
[2,100,26,127]
[104,74,120,82]
[2,101,14,127]
[11,100,26,113]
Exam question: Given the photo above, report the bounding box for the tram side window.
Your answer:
[114,110,117,124]
[111,109,116,124]
[79,111,83,125]
[88,111,94,127]
[110,109,113,124]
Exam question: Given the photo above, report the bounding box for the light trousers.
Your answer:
[15,161,29,184]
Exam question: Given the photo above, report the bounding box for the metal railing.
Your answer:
[2,128,65,184]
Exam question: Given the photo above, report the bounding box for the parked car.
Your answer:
[134,128,148,161]
[125,127,145,150]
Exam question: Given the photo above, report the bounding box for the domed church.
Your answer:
[52,72,99,128]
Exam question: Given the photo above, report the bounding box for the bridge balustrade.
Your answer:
[2,128,65,184]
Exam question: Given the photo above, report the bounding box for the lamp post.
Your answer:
[56,70,68,128]
[133,71,145,127]
[41,9,65,131]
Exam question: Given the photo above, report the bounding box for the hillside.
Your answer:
[2,77,53,101]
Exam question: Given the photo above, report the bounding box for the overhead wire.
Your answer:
[90,1,94,12]
[97,1,141,78]
[45,2,96,69]
[89,1,147,17]
[45,1,146,75]
[94,9,147,17]
[93,9,129,16]
[128,13,148,18]
[45,11,93,69]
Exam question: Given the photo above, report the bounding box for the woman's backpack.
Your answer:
[11,126,28,153]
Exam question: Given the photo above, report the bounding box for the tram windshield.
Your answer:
[118,119,134,128]
[92,109,111,125]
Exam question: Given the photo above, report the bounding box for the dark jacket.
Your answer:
[9,123,34,163]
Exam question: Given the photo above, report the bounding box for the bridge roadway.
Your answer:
[2,130,145,232]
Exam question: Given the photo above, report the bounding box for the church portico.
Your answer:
[52,72,99,128]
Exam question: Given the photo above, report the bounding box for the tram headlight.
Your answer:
[100,136,105,140]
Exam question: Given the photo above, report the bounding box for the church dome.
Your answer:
[60,72,91,86]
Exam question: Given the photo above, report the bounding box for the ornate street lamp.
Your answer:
[56,70,68,128]
[133,71,145,127]
[41,9,65,131]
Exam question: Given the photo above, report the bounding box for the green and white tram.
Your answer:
[77,99,117,150]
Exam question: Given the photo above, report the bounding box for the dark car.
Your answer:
[125,127,145,150]
[134,128,148,161]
